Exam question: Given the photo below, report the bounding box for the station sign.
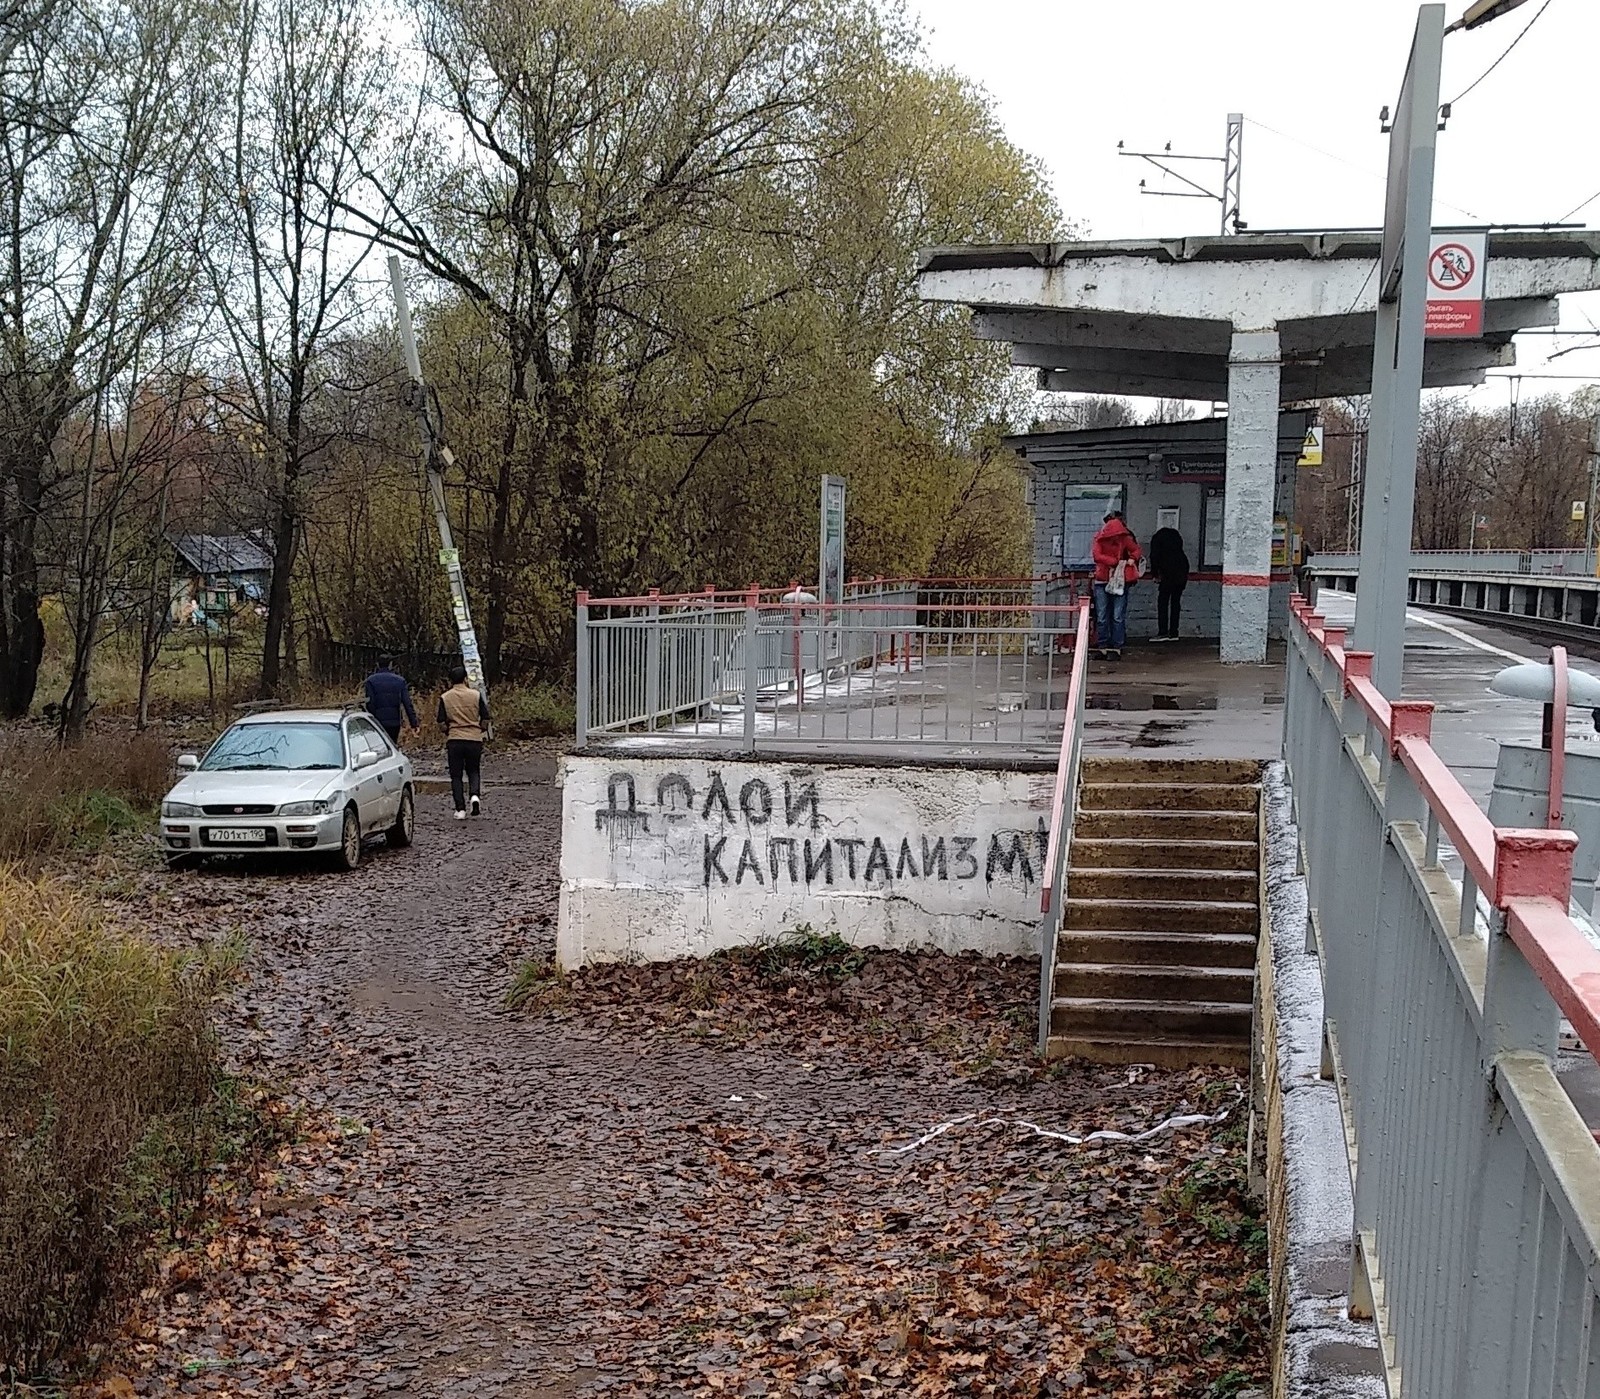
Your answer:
[1424,232,1487,338]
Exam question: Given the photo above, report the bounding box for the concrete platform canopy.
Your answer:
[918,229,1600,664]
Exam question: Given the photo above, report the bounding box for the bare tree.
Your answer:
[338,0,886,678]
[0,0,212,719]
[1029,395,1141,433]
[1412,394,1480,551]
[207,0,388,697]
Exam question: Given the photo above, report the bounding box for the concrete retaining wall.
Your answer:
[557,753,1054,968]
[1258,761,1386,1398]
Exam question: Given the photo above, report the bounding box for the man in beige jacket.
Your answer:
[436,666,491,819]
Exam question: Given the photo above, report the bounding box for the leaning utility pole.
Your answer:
[387,254,487,694]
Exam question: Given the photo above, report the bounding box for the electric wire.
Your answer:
[1556,187,1600,223]
[1446,0,1554,105]
[1244,116,1484,222]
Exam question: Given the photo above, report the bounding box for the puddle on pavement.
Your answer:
[1082,692,1219,711]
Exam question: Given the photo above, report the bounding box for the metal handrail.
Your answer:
[1036,599,1092,1055]
[1285,593,1600,1398]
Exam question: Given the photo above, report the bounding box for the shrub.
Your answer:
[722,924,868,982]
[0,871,225,1381]
[0,730,171,857]
[493,683,575,740]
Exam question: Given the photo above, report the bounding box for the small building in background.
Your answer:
[1007,411,1309,642]
[169,533,274,628]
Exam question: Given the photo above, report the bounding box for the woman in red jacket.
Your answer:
[1090,511,1143,659]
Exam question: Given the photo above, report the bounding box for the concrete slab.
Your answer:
[1079,640,1285,760]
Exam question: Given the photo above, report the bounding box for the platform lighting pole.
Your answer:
[1350,5,1445,700]
[387,254,487,696]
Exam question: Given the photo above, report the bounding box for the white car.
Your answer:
[160,708,415,870]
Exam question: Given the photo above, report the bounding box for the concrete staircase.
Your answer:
[1047,756,1263,1068]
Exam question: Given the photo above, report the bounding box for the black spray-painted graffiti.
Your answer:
[593,768,1045,891]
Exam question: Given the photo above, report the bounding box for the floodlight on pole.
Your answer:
[1445,0,1531,33]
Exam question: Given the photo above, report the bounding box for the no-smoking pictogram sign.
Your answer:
[1428,242,1476,292]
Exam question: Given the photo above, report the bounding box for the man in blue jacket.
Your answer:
[364,655,419,745]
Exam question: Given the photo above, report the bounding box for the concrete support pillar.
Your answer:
[1221,329,1282,664]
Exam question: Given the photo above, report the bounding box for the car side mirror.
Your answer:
[354,749,379,769]
[177,754,199,771]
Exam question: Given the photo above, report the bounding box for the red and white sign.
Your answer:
[1425,232,1486,338]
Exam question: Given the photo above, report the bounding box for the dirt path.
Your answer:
[111,751,1265,1398]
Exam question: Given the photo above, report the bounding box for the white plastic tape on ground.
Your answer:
[878,1097,1237,1157]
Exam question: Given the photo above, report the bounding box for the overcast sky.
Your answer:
[904,0,1600,405]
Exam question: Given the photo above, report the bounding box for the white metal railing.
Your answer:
[1036,599,1091,1054]
[575,577,1092,753]
[1284,596,1600,1399]
[1313,548,1592,577]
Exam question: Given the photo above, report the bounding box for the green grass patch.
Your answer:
[721,924,867,982]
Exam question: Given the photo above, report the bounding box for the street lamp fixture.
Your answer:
[1445,0,1531,33]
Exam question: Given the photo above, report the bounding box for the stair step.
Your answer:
[1070,838,1259,872]
[1075,808,1257,842]
[1045,1033,1251,1069]
[1066,867,1257,901]
[1065,897,1258,934]
[1058,929,1259,969]
[1080,756,1263,786]
[1054,961,1256,1003]
[1050,995,1253,1042]
[1079,781,1259,814]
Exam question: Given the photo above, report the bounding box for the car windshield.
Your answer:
[200,722,345,772]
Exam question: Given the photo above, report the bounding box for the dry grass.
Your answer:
[0,871,232,1381]
[0,730,172,859]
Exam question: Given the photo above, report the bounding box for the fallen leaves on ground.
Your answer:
[55,752,1266,1397]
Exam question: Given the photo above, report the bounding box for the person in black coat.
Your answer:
[363,655,420,744]
[1148,526,1190,641]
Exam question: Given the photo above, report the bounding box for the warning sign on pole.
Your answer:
[1424,232,1486,338]
[1296,426,1324,468]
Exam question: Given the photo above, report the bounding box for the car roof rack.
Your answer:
[234,699,283,714]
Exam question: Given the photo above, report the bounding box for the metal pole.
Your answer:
[742,585,759,754]
[1351,5,1446,700]
[1587,414,1600,576]
[575,592,590,749]
[387,253,487,696]
[1221,112,1243,235]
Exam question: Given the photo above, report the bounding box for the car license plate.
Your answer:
[210,827,267,844]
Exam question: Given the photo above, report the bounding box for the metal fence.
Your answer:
[1036,600,1092,1053]
[1284,596,1600,1399]
[1313,548,1593,577]
[576,576,1090,753]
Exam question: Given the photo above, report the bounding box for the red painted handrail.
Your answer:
[1040,600,1093,914]
[1292,599,1598,1065]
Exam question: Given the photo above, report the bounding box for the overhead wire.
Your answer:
[1244,116,1484,222]
[1446,0,1555,106]
[1556,187,1600,223]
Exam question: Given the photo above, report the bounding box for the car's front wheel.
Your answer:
[388,788,415,848]
[165,852,198,872]
[333,807,362,871]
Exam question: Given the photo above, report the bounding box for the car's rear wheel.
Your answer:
[388,788,415,848]
[333,807,362,871]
